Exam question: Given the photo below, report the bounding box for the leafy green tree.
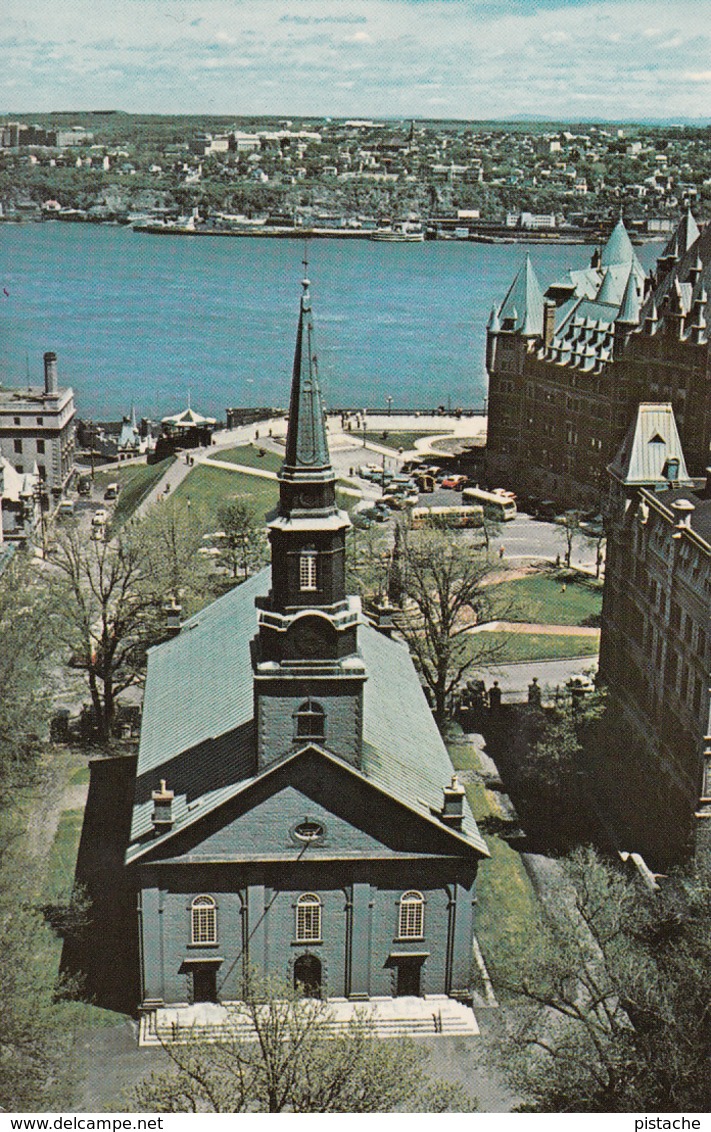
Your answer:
[133,971,472,1113]
[490,847,711,1113]
[0,891,75,1112]
[216,499,268,581]
[139,497,214,611]
[0,555,55,798]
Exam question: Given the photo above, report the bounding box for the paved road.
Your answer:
[467,657,599,703]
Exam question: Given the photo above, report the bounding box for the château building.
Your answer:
[0,351,75,496]
[485,209,708,509]
[125,279,487,1037]
[595,403,711,865]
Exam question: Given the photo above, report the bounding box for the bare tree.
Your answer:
[49,525,161,740]
[396,526,509,726]
[133,970,471,1113]
[490,848,711,1113]
[559,511,583,569]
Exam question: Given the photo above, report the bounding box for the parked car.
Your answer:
[57,500,75,518]
[76,475,92,497]
[104,482,120,500]
[441,474,468,490]
[92,507,108,526]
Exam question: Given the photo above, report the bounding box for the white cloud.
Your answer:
[0,0,709,119]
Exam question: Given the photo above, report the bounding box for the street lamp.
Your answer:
[386,395,393,417]
[362,420,367,447]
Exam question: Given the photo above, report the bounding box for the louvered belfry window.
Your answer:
[299,550,318,592]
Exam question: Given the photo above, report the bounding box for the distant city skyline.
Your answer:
[1,0,710,122]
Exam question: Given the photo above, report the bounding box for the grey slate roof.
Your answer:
[608,403,694,486]
[130,567,487,858]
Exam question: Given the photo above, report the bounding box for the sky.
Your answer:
[1,0,711,121]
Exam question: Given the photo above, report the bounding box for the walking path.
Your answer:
[469,620,600,637]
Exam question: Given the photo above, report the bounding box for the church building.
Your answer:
[125,278,488,1025]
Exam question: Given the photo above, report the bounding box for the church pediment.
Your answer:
[127,745,485,866]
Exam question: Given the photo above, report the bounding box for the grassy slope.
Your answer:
[448,740,539,964]
[215,445,283,473]
[92,458,175,525]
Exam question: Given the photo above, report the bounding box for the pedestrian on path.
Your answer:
[498,545,505,559]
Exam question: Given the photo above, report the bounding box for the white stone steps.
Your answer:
[139,997,478,1047]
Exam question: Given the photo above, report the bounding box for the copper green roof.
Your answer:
[498,254,544,336]
[601,218,635,267]
[617,265,641,326]
[281,279,332,477]
[608,403,693,486]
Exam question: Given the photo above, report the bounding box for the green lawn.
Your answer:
[92,458,175,526]
[447,741,540,966]
[468,630,599,664]
[363,429,454,452]
[173,464,358,521]
[173,465,280,519]
[215,445,283,473]
[491,572,603,627]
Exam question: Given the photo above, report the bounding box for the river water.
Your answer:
[0,222,661,421]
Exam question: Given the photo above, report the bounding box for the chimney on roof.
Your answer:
[151,779,174,832]
[164,600,182,636]
[543,300,556,349]
[43,352,58,396]
[441,773,466,830]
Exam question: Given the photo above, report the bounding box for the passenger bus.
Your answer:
[461,487,517,521]
[410,504,484,530]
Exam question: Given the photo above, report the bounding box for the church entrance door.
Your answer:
[294,953,322,998]
[396,957,422,997]
[192,966,218,1003]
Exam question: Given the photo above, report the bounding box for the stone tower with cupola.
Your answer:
[253,278,367,770]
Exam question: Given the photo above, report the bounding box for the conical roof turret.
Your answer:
[281,277,334,484]
[617,265,641,326]
[601,217,635,267]
[498,254,544,337]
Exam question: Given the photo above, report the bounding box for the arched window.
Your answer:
[299,550,318,592]
[191,895,217,945]
[294,699,326,740]
[295,893,322,942]
[398,891,424,939]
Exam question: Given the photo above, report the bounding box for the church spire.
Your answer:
[282,278,332,475]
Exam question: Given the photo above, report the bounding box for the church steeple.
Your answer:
[278,278,337,519]
[253,276,366,771]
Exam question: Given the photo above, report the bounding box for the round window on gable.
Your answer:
[292,819,326,844]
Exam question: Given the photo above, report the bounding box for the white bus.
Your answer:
[461,487,517,521]
[410,504,484,530]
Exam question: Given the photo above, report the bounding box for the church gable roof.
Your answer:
[130,567,487,857]
[127,743,487,864]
